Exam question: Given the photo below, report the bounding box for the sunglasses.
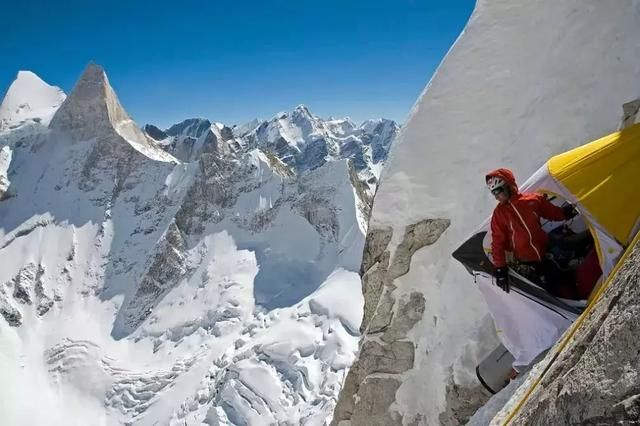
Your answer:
[491,187,506,196]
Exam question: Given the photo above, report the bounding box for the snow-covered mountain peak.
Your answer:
[357,117,396,134]
[149,105,399,197]
[0,70,66,131]
[143,124,168,141]
[166,118,212,138]
[16,70,36,79]
[50,62,121,138]
[294,104,310,112]
[232,118,262,138]
[146,117,237,162]
[239,105,398,178]
[292,104,314,119]
[326,117,357,137]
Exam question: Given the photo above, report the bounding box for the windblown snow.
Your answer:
[0,64,397,425]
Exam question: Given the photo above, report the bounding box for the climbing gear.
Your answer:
[495,267,510,292]
[487,176,506,192]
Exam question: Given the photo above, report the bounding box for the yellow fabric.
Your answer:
[548,122,640,246]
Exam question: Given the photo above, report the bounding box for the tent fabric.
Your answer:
[451,231,494,276]
[518,168,624,278]
[454,125,640,368]
[475,273,576,367]
[548,122,640,246]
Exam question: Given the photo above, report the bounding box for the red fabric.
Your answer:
[487,168,568,268]
[575,248,602,299]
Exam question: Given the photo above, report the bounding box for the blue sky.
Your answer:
[1,0,475,127]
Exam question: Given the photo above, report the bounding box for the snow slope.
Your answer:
[333,1,640,424]
[0,71,65,131]
[0,64,378,425]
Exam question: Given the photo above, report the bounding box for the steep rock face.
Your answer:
[116,221,188,336]
[174,148,369,310]
[49,63,175,163]
[144,124,168,141]
[332,220,451,426]
[358,119,397,164]
[166,118,213,139]
[334,1,640,424]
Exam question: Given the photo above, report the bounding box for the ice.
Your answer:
[308,268,363,335]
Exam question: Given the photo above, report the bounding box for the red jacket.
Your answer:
[487,168,568,268]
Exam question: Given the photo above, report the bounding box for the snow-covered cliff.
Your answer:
[333,1,640,424]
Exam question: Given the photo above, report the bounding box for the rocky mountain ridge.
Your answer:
[143,105,399,196]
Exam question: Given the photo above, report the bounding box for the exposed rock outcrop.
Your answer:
[143,124,168,141]
[332,219,450,425]
[49,63,176,164]
[1,262,52,326]
[175,153,254,235]
[116,221,188,335]
[51,64,137,142]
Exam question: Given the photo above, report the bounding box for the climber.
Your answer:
[485,168,578,294]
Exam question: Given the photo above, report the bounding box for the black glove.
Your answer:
[562,203,578,219]
[495,267,510,293]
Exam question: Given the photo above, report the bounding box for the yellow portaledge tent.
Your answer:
[549,123,640,281]
[453,122,640,369]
